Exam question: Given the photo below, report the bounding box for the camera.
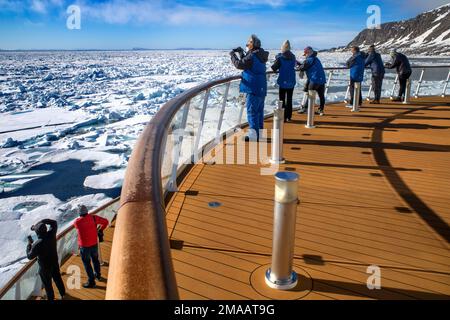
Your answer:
[233,47,244,53]
[27,235,33,244]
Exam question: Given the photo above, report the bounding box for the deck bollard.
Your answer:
[265,171,299,290]
[403,79,411,104]
[305,90,316,128]
[270,101,285,164]
[352,82,361,112]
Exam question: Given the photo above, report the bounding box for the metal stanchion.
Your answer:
[415,69,425,98]
[98,235,105,266]
[442,69,450,98]
[265,171,299,290]
[324,70,333,98]
[344,82,350,104]
[390,74,399,99]
[366,84,373,101]
[270,101,285,164]
[305,90,316,128]
[403,79,411,104]
[352,82,361,112]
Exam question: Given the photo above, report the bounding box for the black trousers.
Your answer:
[349,79,363,106]
[39,264,66,300]
[371,75,384,101]
[398,71,412,99]
[309,83,326,110]
[279,87,294,121]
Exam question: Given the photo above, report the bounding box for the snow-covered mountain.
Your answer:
[346,3,450,55]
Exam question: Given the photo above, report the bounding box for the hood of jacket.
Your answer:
[252,48,269,64]
[279,50,295,60]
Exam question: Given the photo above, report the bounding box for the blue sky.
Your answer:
[0,0,448,50]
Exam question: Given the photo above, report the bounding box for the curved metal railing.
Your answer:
[105,64,449,300]
[1,64,449,300]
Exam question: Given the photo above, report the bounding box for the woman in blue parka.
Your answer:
[230,34,269,141]
[271,40,296,122]
[346,46,366,107]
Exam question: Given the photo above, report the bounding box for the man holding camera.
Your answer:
[230,34,269,142]
[27,219,66,300]
[74,205,109,288]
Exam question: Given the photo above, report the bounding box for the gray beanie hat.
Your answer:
[281,40,291,53]
[250,34,261,49]
[79,205,89,216]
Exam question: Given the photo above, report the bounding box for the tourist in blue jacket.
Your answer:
[346,46,366,107]
[297,47,327,116]
[230,34,269,141]
[271,40,296,122]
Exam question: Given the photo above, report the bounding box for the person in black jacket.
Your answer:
[365,45,385,104]
[27,219,66,300]
[385,49,412,102]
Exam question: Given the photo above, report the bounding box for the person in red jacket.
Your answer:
[74,205,108,288]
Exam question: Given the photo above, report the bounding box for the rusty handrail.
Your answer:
[0,197,120,299]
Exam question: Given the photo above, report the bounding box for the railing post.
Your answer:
[415,69,425,98]
[299,92,307,112]
[238,94,245,127]
[324,70,333,98]
[305,90,316,129]
[270,101,285,164]
[168,101,190,192]
[442,69,450,98]
[403,79,411,104]
[192,90,210,163]
[216,82,231,143]
[265,171,299,290]
[366,84,373,101]
[390,74,399,99]
[352,82,361,112]
[344,81,351,104]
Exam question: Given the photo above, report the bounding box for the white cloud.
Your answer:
[77,0,257,26]
[31,0,47,13]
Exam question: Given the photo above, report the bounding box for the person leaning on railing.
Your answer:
[385,49,412,102]
[345,46,366,108]
[271,40,296,122]
[365,44,385,104]
[74,205,108,288]
[230,34,269,142]
[296,46,327,116]
[27,219,66,300]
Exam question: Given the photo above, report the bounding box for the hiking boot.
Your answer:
[83,281,96,289]
[297,108,306,114]
[316,109,325,116]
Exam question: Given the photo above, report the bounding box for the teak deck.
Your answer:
[58,96,450,300]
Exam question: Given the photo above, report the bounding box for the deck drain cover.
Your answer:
[208,201,222,208]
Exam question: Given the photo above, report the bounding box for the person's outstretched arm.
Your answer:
[271,56,281,72]
[40,219,57,237]
[26,240,41,260]
[365,53,374,67]
[94,215,109,231]
[230,51,253,70]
